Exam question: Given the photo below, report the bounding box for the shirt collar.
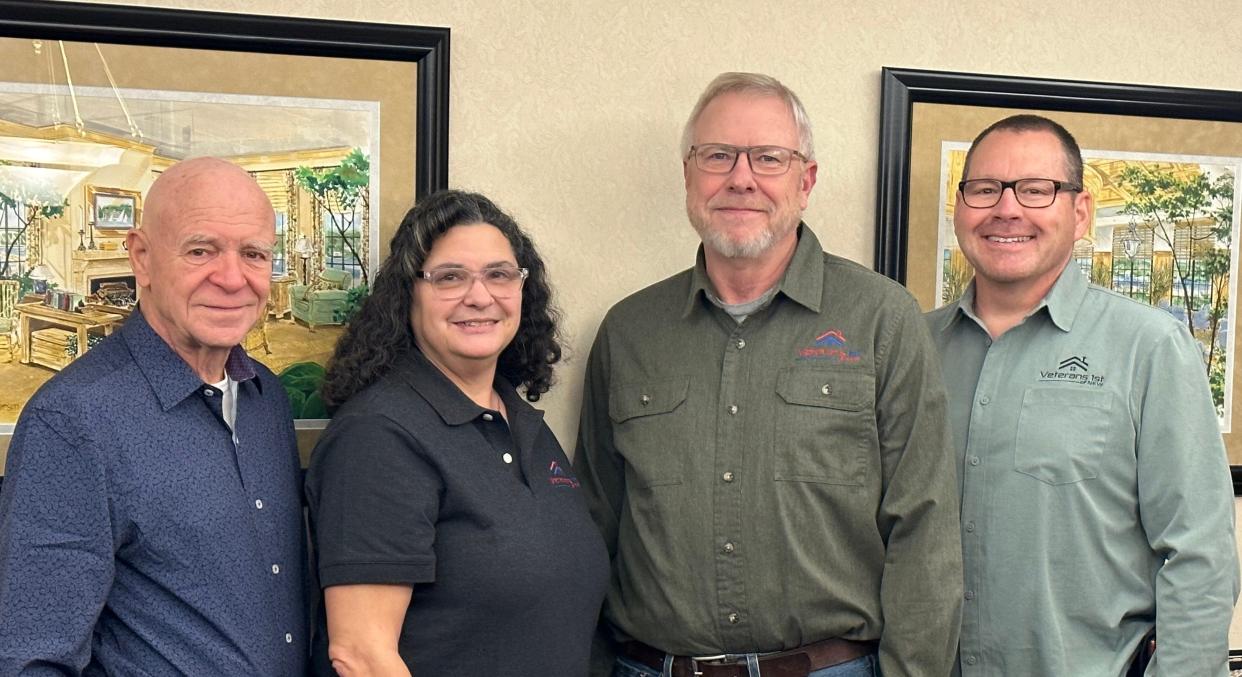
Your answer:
[1042,261,1088,331]
[937,261,1087,334]
[123,307,261,412]
[681,223,824,318]
[395,348,543,430]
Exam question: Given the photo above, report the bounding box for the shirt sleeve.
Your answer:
[1135,325,1239,676]
[306,411,442,587]
[573,318,625,559]
[0,406,114,676]
[872,296,964,677]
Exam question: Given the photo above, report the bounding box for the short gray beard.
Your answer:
[696,224,776,259]
[689,208,802,260]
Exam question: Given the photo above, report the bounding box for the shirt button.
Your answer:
[727,612,740,624]
[203,389,214,397]
[722,471,735,483]
[271,564,280,574]
[255,499,264,510]
[482,413,494,422]
[966,655,977,666]
[285,633,293,644]
[965,521,975,533]
[969,455,980,466]
[735,338,746,349]
[820,384,832,395]
[727,404,738,415]
[723,542,735,553]
[978,396,990,405]
[502,452,513,464]
[965,590,975,600]
[640,394,651,405]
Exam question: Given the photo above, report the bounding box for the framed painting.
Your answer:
[0,0,450,472]
[874,67,1242,488]
[87,185,141,231]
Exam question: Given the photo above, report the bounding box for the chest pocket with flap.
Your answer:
[609,378,690,488]
[774,368,876,485]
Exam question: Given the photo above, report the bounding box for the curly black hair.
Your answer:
[320,190,563,410]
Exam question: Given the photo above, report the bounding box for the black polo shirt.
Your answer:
[305,349,608,675]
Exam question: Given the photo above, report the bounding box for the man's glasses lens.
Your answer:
[691,144,803,175]
[959,178,1078,209]
[420,266,528,299]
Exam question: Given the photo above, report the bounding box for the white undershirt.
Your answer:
[210,374,239,439]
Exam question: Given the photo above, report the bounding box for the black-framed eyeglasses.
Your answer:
[958,178,1082,209]
[687,143,808,176]
[416,265,529,300]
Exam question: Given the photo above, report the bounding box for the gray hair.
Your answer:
[680,72,815,161]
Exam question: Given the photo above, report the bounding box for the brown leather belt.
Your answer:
[622,637,878,677]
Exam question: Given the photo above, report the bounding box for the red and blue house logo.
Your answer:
[814,330,847,347]
[548,461,580,488]
[798,328,863,362]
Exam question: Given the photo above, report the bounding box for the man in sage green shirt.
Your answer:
[927,114,1238,676]
[575,72,963,677]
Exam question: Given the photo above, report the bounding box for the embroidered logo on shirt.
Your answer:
[797,329,863,362]
[547,461,580,488]
[1039,354,1104,386]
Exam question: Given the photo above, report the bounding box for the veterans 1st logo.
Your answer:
[798,329,862,363]
[1038,354,1105,387]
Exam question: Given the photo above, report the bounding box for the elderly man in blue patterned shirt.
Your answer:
[0,157,306,675]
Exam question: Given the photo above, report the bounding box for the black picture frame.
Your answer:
[874,66,1242,494]
[0,1,451,487]
[0,0,450,200]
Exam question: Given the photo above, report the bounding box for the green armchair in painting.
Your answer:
[291,268,353,331]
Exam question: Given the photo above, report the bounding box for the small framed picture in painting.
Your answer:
[87,185,142,231]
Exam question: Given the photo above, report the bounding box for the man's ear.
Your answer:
[798,160,818,210]
[127,229,152,289]
[1072,189,1094,242]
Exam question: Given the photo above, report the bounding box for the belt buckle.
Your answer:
[688,654,728,677]
[685,650,730,670]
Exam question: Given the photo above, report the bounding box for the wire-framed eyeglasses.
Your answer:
[416,265,529,300]
[958,178,1082,209]
[687,143,808,176]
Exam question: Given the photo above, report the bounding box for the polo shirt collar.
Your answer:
[123,306,260,412]
[681,223,824,318]
[396,348,544,431]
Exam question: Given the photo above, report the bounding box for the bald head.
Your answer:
[128,157,278,381]
[143,157,274,243]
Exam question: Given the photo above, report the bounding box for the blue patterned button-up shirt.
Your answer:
[0,308,307,675]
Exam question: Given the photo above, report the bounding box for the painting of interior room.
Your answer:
[0,36,386,429]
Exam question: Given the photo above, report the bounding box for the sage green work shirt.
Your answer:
[575,226,963,677]
[926,264,1239,677]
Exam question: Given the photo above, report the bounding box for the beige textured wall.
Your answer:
[90,0,1242,443]
[83,0,1242,647]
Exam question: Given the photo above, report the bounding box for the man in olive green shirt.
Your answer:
[927,114,1238,676]
[575,72,963,677]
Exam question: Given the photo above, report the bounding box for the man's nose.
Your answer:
[992,185,1023,216]
[726,151,758,191]
[209,251,248,289]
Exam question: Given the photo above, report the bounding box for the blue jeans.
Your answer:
[613,652,879,677]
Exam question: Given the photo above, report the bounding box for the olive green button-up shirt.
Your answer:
[575,226,963,677]
[927,264,1239,677]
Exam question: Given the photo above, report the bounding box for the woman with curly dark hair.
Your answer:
[304,190,607,676]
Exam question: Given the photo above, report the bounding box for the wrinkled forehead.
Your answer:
[146,165,274,240]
